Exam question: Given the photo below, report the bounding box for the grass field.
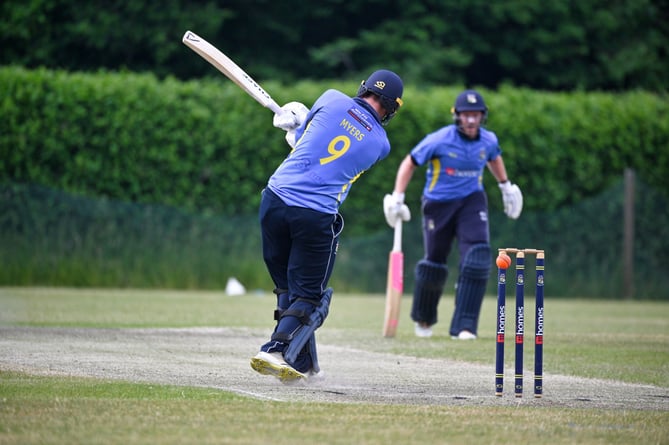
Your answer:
[1,287,668,444]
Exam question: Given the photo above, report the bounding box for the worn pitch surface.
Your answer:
[1,326,667,410]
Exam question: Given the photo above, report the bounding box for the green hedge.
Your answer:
[1,66,668,236]
[0,66,287,216]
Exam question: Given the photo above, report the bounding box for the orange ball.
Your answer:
[496,253,512,269]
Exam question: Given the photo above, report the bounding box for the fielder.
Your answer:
[383,90,522,339]
[251,70,405,382]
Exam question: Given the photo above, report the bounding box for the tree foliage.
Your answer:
[1,0,667,91]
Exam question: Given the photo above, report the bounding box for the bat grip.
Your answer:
[268,101,281,114]
[392,220,403,252]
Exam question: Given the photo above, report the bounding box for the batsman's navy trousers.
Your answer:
[421,190,490,265]
[259,188,343,301]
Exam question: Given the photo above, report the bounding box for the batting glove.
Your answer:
[273,101,309,131]
[383,192,411,228]
[284,129,298,149]
[498,181,523,219]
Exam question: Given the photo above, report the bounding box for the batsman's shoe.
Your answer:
[414,322,433,338]
[307,369,326,382]
[451,330,477,340]
[250,351,307,383]
[281,368,326,387]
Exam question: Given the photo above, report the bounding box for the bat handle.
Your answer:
[268,101,281,114]
[392,220,403,252]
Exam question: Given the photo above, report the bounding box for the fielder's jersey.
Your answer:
[410,125,502,201]
[268,89,391,214]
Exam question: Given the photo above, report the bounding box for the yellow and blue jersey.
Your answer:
[410,125,502,201]
[268,89,391,213]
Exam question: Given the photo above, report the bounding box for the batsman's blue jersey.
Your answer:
[268,89,391,213]
[410,125,501,201]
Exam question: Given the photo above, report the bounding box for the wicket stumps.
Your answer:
[495,248,545,398]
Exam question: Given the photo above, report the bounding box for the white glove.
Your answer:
[285,129,298,149]
[273,101,309,131]
[498,181,523,219]
[383,192,411,228]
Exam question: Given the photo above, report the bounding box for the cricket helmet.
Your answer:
[451,89,488,127]
[357,69,404,125]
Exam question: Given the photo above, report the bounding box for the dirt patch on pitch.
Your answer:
[1,326,667,410]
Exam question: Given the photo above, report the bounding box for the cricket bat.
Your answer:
[182,30,281,113]
[382,219,404,337]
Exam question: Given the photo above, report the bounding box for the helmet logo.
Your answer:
[467,93,478,104]
[374,80,386,90]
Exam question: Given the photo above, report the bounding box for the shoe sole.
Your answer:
[451,335,477,340]
[250,357,306,383]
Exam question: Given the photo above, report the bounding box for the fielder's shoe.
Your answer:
[250,351,307,383]
[451,330,477,340]
[414,322,433,338]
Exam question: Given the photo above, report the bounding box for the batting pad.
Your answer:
[410,260,448,326]
[449,244,491,336]
[283,288,333,372]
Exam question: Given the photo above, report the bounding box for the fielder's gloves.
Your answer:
[498,181,523,219]
[383,191,411,228]
[273,101,309,131]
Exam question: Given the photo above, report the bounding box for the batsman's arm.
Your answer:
[393,155,418,195]
[486,156,509,183]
